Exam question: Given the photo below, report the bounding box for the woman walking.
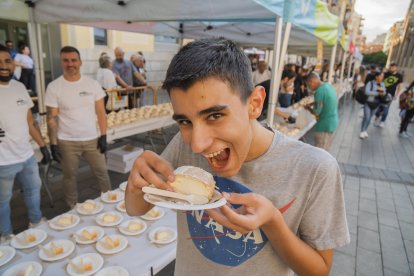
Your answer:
[359,71,386,139]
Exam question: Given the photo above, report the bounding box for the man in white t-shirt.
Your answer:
[0,45,50,241]
[252,60,271,86]
[45,46,111,208]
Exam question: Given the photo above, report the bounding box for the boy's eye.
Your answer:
[207,113,223,120]
[177,119,191,126]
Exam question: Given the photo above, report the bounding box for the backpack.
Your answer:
[355,81,374,105]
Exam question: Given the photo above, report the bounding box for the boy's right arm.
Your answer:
[125,150,176,216]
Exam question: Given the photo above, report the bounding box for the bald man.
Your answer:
[112,47,146,108]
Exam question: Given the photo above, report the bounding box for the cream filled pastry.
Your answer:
[82,229,97,240]
[103,236,120,249]
[127,222,143,232]
[82,200,96,210]
[145,208,160,218]
[103,213,117,223]
[57,215,73,226]
[170,166,216,200]
[155,230,171,242]
[18,264,33,276]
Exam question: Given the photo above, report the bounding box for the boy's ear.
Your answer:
[248,86,266,119]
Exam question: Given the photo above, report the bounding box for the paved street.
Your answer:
[7,92,414,275]
[328,97,414,276]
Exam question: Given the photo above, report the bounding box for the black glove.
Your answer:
[39,146,51,165]
[287,116,296,124]
[0,128,4,143]
[97,135,107,154]
[50,144,62,163]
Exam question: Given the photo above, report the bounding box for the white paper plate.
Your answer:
[116,201,126,213]
[38,239,75,262]
[118,219,147,236]
[148,226,177,245]
[0,246,16,267]
[96,212,123,227]
[10,229,47,249]
[96,234,128,255]
[74,226,105,245]
[2,261,42,276]
[49,214,80,230]
[139,207,165,221]
[76,200,104,216]
[143,190,227,211]
[119,181,127,191]
[66,253,104,276]
[101,190,124,203]
[95,266,129,276]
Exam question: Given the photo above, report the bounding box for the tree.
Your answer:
[362,51,388,67]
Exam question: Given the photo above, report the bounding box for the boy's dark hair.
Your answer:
[60,46,81,60]
[0,44,11,55]
[162,37,254,102]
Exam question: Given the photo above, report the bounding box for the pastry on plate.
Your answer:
[170,166,216,200]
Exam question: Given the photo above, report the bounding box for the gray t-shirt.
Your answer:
[161,130,350,276]
[112,59,137,86]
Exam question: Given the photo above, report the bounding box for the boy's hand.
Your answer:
[127,150,175,192]
[206,192,280,234]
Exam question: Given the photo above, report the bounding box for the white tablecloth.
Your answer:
[0,190,177,276]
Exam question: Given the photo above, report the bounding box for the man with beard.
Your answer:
[112,47,146,108]
[0,45,50,241]
[45,46,111,209]
[125,38,349,276]
[374,63,403,127]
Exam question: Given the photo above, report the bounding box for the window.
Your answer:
[94,28,107,46]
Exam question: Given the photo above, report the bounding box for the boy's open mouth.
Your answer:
[204,148,230,170]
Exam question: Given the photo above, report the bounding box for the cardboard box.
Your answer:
[107,145,143,162]
[107,145,143,174]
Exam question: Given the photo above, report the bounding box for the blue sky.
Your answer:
[355,0,411,42]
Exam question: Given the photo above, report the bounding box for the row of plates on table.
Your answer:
[1,223,176,275]
[1,254,129,276]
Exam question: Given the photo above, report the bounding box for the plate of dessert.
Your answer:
[0,246,16,267]
[148,226,177,245]
[101,190,124,203]
[119,181,127,191]
[49,214,81,230]
[66,253,103,276]
[76,200,104,215]
[142,166,226,210]
[95,266,129,276]
[38,239,75,262]
[74,226,105,245]
[118,219,147,236]
[96,234,128,255]
[96,212,123,227]
[116,201,127,213]
[140,207,165,221]
[10,229,47,249]
[2,261,42,276]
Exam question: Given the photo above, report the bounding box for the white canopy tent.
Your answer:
[3,0,337,125]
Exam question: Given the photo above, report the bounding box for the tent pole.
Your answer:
[27,7,45,114]
[328,0,346,84]
[266,16,282,126]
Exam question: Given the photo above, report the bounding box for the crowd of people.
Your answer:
[354,63,412,139]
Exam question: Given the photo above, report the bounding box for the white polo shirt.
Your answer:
[0,80,34,165]
[45,75,105,141]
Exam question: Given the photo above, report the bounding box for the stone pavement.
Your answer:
[327,98,414,276]
[7,92,414,275]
